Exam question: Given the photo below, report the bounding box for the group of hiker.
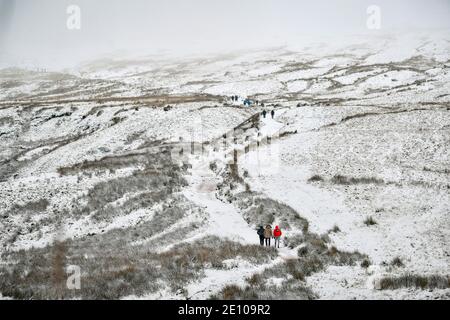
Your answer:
[228,96,277,120]
[262,109,275,119]
[257,225,282,248]
[229,96,265,108]
[228,95,277,122]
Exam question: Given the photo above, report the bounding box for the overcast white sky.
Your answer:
[1,0,449,68]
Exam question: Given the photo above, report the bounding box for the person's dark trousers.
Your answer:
[259,236,265,246]
[265,238,271,246]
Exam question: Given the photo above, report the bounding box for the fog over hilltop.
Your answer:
[1,0,449,69]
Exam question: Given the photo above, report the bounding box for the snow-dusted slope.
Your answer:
[0,32,449,300]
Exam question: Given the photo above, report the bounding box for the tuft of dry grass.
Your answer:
[211,279,316,300]
[377,274,449,290]
[52,241,67,299]
[308,175,324,182]
[390,257,404,268]
[245,273,263,286]
[331,175,385,185]
[329,225,341,233]
[364,216,377,226]
[360,259,371,269]
[8,199,50,215]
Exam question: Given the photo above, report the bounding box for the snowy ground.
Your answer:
[0,31,449,300]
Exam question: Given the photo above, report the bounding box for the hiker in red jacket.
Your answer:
[273,226,282,248]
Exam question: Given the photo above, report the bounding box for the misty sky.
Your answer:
[0,0,449,69]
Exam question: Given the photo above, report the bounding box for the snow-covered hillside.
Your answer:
[0,32,449,300]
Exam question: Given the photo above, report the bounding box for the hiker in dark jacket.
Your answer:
[262,110,267,118]
[271,110,275,119]
[264,225,273,246]
[257,226,265,246]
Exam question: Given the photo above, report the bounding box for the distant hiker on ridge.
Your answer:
[257,226,265,246]
[262,110,267,118]
[273,225,282,248]
[264,225,273,247]
[271,110,275,119]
